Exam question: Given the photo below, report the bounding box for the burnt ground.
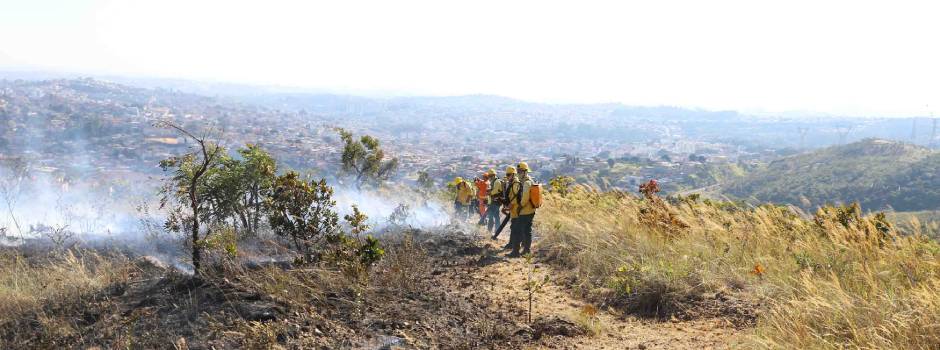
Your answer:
[1,229,594,349]
[2,227,747,349]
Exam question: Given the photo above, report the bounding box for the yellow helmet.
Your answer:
[454,176,463,183]
[517,162,530,172]
[505,166,517,175]
[488,168,497,176]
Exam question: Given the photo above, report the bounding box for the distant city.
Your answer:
[1,74,938,196]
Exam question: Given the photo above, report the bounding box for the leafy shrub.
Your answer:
[267,172,339,264]
[549,175,575,197]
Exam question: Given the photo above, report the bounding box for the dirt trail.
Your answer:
[466,230,740,350]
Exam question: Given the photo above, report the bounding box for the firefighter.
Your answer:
[454,177,473,220]
[474,173,489,225]
[507,162,536,257]
[468,176,479,220]
[503,166,519,251]
[485,168,503,233]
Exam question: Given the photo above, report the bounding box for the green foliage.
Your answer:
[523,254,551,324]
[343,205,371,235]
[159,139,278,272]
[813,202,893,242]
[549,175,575,197]
[156,121,227,273]
[336,128,399,188]
[726,139,940,211]
[267,172,340,264]
[234,144,277,235]
[203,225,239,260]
[568,156,746,193]
[357,235,385,267]
[340,205,384,268]
[416,171,435,190]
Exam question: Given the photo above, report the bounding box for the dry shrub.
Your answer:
[371,233,431,294]
[536,187,940,349]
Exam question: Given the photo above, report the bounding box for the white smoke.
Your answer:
[332,186,450,231]
[0,170,144,241]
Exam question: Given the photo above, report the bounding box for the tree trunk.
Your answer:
[237,209,249,235]
[252,189,261,235]
[190,180,201,274]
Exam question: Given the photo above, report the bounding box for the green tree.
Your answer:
[198,144,277,237]
[336,128,399,188]
[267,171,339,264]
[157,121,226,274]
[235,144,277,235]
[202,153,242,228]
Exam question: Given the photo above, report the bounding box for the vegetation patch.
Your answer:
[536,186,940,348]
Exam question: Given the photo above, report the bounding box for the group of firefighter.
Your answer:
[453,162,539,258]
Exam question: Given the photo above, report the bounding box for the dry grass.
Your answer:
[0,249,127,314]
[0,248,132,344]
[536,187,940,349]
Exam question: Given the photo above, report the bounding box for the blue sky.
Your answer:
[1,0,938,117]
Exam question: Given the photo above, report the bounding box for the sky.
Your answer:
[1,0,938,117]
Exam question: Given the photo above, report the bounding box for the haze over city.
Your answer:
[5,1,940,349]
[2,0,939,116]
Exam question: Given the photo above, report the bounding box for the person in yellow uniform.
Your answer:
[506,162,536,257]
[454,177,474,220]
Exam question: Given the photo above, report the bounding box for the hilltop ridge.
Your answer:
[725,138,940,211]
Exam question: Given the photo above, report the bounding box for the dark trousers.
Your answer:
[508,217,520,249]
[469,199,478,220]
[486,203,502,232]
[510,213,535,254]
[454,202,469,220]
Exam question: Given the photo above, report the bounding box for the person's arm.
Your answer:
[520,180,531,208]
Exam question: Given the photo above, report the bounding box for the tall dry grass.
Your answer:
[535,187,940,349]
[0,249,132,345]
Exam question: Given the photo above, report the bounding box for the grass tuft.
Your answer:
[536,187,940,348]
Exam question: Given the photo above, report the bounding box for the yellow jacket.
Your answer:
[455,182,474,205]
[507,175,536,217]
[488,177,503,205]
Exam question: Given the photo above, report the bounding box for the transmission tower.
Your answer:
[911,118,918,142]
[836,126,854,145]
[929,104,937,147]
[797,127,810,149]
[931,118,937,147]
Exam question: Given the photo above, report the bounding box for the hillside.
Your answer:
[724,139,940,211]
[537,188,940,349]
